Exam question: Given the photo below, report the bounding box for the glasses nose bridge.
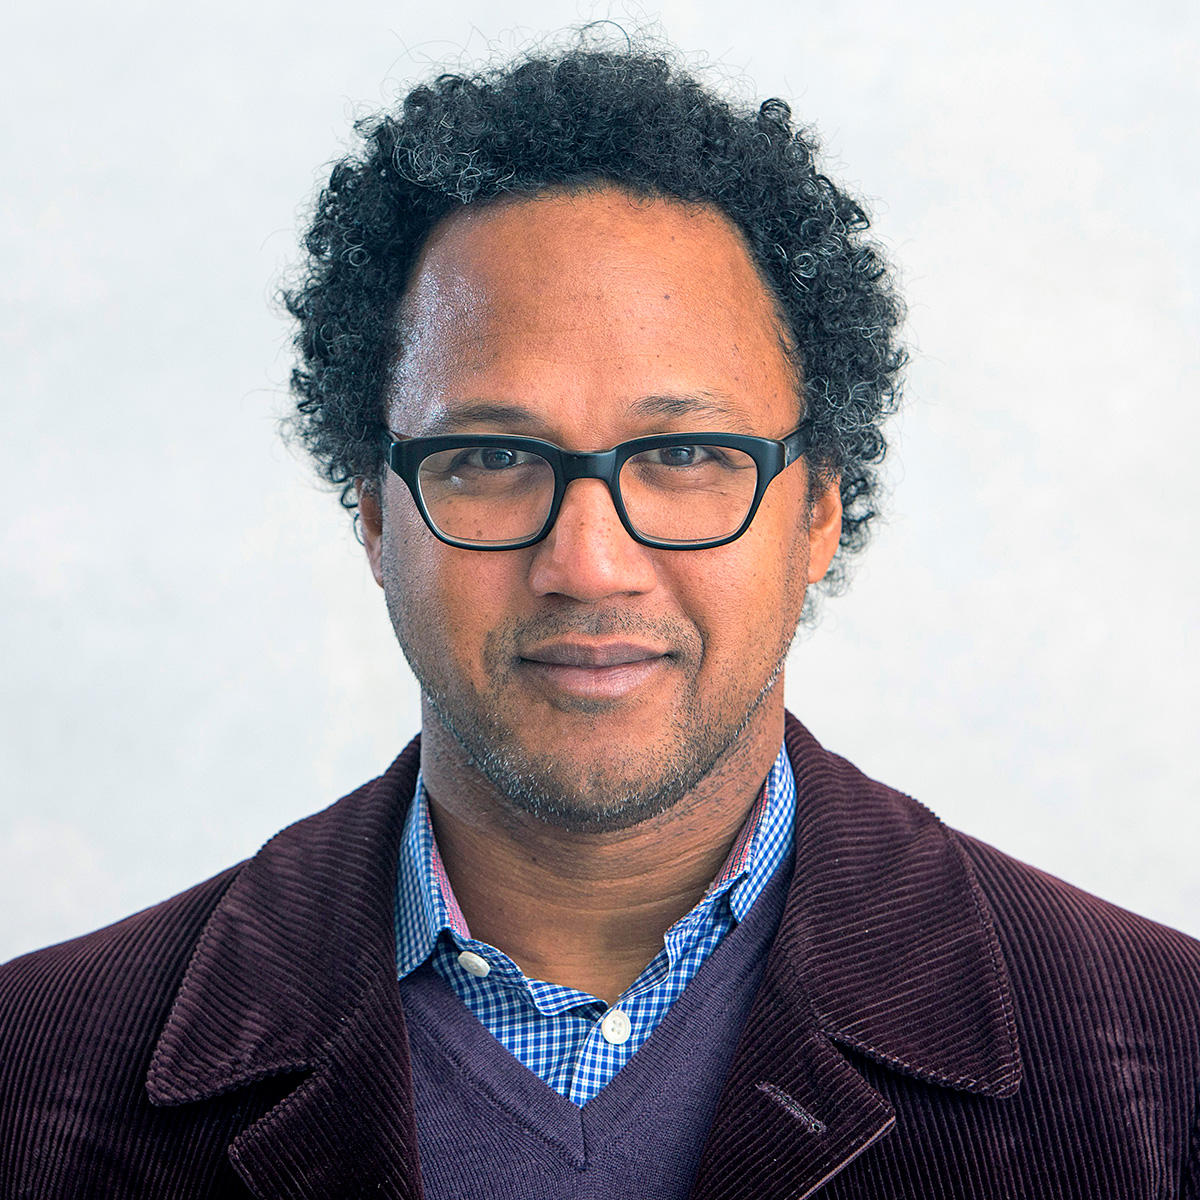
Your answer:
[558,447,623,511]
[551,447,628,533]
[558,447,620,486]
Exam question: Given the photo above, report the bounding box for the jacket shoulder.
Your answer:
[793,711,1200,1002]
[954,830,1200,1051]
[0,750,416,1081]
[0,864,244,1076]
[0,860,332,1198]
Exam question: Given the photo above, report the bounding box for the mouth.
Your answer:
[517,640,673,700]
[521,640,670,668]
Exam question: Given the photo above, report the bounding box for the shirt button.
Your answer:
[600,1008,632,1045]
[457,950,491,978]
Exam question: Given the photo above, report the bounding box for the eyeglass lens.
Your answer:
[415,442,759,547]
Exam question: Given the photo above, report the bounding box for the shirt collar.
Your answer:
[705,744,796,922]
[394,779,463,979]
[394,744,797,982]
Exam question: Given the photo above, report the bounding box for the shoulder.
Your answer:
[0,743,421,1101]
[785,713,1200,1102]
[785,707,1200,1200]
[0,863,244,1088]
[0,738,421,1195]
[786,711,1200,1000]
[954,829,1200,1011]
[0,746,418,1048]
[948,831,1200,1190]
[0,864,249,1195]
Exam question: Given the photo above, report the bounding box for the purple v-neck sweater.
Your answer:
[397,850,794,1200]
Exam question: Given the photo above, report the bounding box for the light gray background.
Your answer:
[2,0,1197,962]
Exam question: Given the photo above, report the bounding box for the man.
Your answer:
[2,40,1198,1200]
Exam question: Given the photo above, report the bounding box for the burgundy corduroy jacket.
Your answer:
[3,715,1200,1198]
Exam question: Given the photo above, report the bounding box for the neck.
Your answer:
[418,698,785,1006]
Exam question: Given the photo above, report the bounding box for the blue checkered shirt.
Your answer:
[394,745,797,1106]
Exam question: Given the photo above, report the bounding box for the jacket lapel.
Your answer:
[690,715,1022,1198]
[146,738,425,1199]
[227,968,422,1199]
[690,961,897,1200]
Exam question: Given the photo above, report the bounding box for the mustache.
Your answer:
[486,608,703,663]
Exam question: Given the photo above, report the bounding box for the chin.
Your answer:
[483,760,694,834]
[464,717,738,835]
[517,719,693,781]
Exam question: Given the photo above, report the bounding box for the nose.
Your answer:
[527,478,657,601]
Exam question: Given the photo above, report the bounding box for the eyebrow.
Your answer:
[626,392,756,431]
[413,393,757,437]
[417,402,550,436]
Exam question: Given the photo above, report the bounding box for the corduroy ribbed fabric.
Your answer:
[0,714,1197,1199]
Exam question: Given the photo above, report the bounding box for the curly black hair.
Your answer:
[284,40,905,588]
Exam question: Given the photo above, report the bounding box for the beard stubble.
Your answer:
[388,586,799,833]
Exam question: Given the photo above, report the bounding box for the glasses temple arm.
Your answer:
[782,420,813,468]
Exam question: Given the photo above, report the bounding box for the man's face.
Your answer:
[365,187,840,830]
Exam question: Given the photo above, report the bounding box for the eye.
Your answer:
[654,444,716,467]
[478,448,517,470]
[445,446,525,472]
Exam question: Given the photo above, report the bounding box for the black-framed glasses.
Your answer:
[385,423,812,551]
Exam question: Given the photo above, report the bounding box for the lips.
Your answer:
[519,641,669,668]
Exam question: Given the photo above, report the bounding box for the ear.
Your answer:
[356,481,385,589]
[806,477,843,585]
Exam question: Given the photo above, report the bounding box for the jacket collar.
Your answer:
[148,740,421,1108]
[685,715,1021,1199]
[780,713,1021,1097]
[147,715,1020,1197]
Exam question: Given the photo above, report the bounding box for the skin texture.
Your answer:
[359,187,841,1004]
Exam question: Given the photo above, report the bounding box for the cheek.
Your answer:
[383,497,526,671]
[671,486,808,660]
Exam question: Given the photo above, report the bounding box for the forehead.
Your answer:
[389,186,798,438]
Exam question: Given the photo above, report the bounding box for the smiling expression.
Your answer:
[362,186,841,830]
